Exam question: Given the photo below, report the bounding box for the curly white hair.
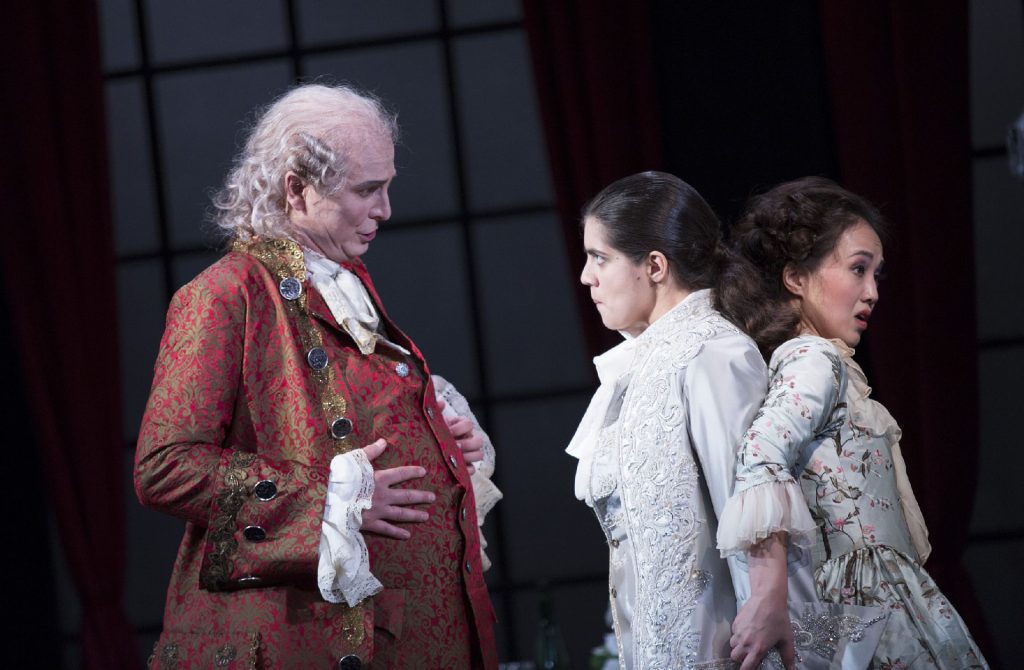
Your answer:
[211,83,399,240]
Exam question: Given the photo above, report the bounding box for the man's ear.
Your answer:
[782,263,807,296]
[646,250,671,284]
[284,172,307,214]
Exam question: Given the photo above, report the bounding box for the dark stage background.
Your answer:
[2,1,1021,668]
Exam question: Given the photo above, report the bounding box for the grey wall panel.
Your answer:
[122,451,182,629]
[969,0,1024,148]
[972,156,1024,341]
[155,62,292,250]
[473,213,590,395]
[117,261,168,440]
[491,394,607,584]
[971,347,1024,534]
[447,0,522,27]
[107,79,159,255]
[363,222,480,398]
[963,540,1022,666]
[99,0,140,70]
[454,31,554,211]
[297,0,438,46]
[145,0,288,65]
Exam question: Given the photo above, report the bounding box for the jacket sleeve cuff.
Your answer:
[317,449,383,607]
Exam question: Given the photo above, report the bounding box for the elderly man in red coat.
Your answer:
[135,83,501,669]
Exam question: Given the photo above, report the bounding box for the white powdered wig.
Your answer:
[211,83,399,240]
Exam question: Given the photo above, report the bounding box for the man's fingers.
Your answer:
[380,487,435,507]
[361,438,387,461]
[375,465,427,486]
[461,447,484,463]
[362,519,412,540]
[382,505,429,523]
[447,416,473,435]
[781,639,797,670]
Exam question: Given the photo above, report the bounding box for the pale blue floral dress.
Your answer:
[718,335,988,669]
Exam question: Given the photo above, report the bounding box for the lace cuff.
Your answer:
[717,480,817,557]
[432,374,504,570]
[317,449,383,606]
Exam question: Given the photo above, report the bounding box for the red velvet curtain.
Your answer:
[522,0,665,357]
[0,2,141,668]
[819,0,994,658]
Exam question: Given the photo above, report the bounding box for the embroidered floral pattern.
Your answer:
[728,335,989,668]
[590,291,746,669]
[135,240,498,668]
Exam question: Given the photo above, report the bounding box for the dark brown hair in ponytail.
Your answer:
[582,171,726,292]
[581,171,785,347]
[725,176,888,357]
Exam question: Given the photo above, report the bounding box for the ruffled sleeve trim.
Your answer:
[717,480,818,557]
[317,449,383,607]
[432,374,504,570]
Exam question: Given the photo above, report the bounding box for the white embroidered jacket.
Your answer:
[569,290,767,669]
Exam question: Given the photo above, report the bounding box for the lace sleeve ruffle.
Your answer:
[432,374,503,570]
[717,479,817,557]
[317,449,383,607]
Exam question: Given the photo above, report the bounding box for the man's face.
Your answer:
[290,133,396,263]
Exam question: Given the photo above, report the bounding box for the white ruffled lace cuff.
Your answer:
[318,449,383,606]
[432,374,504,571]
[717,480,818,557]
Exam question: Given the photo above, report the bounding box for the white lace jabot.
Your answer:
[304,248,410,356]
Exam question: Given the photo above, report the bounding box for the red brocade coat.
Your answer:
[135,238,498,669]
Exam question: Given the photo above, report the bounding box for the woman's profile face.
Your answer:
[580,217,658,337]
[795,220,883,347]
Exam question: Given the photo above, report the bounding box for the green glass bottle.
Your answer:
[535,589,572,670]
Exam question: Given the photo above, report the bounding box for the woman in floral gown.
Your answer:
[716,177,988,669]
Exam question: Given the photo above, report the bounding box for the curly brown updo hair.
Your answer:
[728,176,887,356]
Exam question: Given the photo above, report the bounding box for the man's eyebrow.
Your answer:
[351,178,389,189]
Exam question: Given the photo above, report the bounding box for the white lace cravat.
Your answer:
[303,249,409,356]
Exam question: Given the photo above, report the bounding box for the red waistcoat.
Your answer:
[135,238,497,669]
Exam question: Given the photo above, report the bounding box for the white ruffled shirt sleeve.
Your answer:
[317,448,383,606]
[716,336,841,557]
[432,374,503,570]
